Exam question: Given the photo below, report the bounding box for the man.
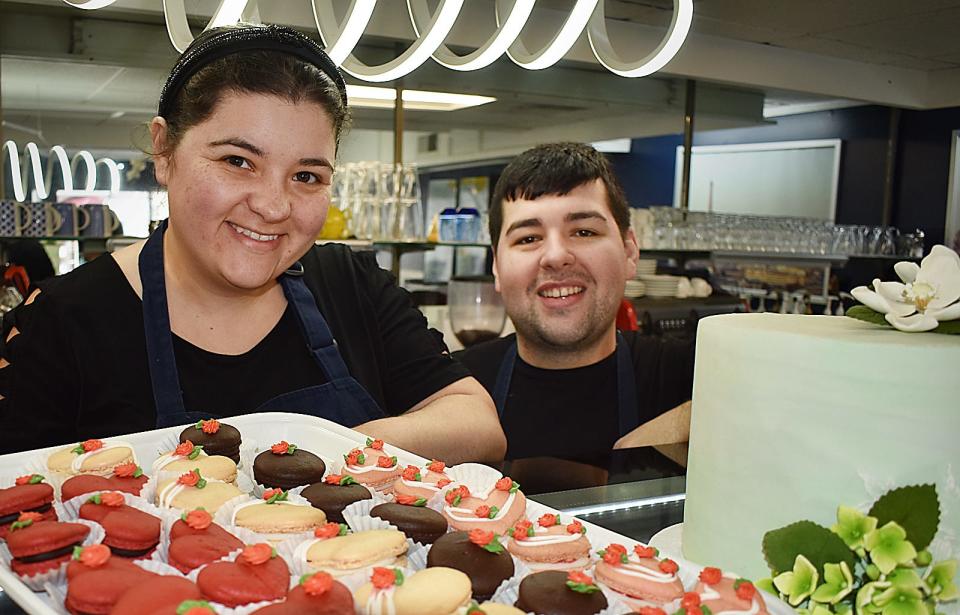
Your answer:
[456,142,694,461]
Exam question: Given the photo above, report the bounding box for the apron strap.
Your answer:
[279,267,351,382]
[138,220,189,420]
[492,339,518,418]
[615,331,640,436]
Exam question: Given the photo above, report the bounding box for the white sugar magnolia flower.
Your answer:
[851,245,960,332]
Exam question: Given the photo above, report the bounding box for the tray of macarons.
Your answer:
[0,412,792,615]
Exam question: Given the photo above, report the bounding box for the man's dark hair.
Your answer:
[489,142,630,251]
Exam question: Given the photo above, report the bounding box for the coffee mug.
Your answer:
[52,202,91,237]
[18,202,63,238]
[80,203,121,238]
[0,201,24,237]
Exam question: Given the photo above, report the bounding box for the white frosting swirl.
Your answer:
[69,440,136,472]
[364,587,397,615]
[445,490,516,523]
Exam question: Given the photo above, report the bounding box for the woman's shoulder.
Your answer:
[33,254,133,312]
[301,242,387,289]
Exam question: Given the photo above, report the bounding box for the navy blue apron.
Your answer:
[139,221,385,429]
[491,332,640,437]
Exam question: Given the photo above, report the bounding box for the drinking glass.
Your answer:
[447,276,506,347]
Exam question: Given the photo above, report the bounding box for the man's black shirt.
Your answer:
[456,332,694,461]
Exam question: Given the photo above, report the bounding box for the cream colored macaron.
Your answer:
[234,502,327,539]
[477,602,527,614]
[156,454,237,483]
[303,528,408,574]
[47,441,135,476]
[156,478,244,513]
[355,567,472,615]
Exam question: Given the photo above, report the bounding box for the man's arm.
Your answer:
[613,400,691,450]
[355,376,506,464]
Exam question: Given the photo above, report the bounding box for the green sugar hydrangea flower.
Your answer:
[886,569,924,590]
[873,585,926,615]
[856,581,890,615]
[774,554,820,606]
[865,522,918,575]
[812,561,855,604]
[924,559,958,602]
[833,506,879,550]
[799,605,836,615]
[755,578,777,596]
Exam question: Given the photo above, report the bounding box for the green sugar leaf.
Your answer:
[846,306,890,327]
[763,520,856,576]
[868,484,940,551]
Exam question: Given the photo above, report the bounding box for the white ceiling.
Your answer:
[1,0,957,154]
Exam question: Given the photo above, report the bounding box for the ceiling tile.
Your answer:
[819,7,960,59]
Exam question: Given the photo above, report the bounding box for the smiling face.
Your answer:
[493,179,639,364]
[151,91,336,295]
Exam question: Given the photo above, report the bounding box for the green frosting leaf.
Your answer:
[393,568,404,586]
[846,305,960,334]
[132,467,143,478]
[566,580,601,594]
[763,520,856,576]
[71,444,85,455]
[187,445,203,460]
[868,485,940,552]
[176,600,214,615]
[481,535,506,554]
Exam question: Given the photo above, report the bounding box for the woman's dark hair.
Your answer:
[159,24,350,154]
[489,142,630,251]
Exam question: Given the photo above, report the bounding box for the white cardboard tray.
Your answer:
[0,412,795,615]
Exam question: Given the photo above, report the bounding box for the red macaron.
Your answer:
[252,572,355,614]
[5,518,90,577]
[78,492,160,559]
[197,544,290,607]
[111,575,206,615]
[168,509,244,573]
[65,565,155,615]
[0,475,57,539]
[60,464,149,502]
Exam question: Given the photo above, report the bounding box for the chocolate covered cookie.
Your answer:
[253,441,325,491]
[179,419,242,464]
[427,530,513,601]
[300,474,372,523]
[515,570,608,615]
[371,502,447,544]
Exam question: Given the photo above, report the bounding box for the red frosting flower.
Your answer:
[376,455,397,469]
[345,449,365,466]
[444,485,470,506]
[735,580,757,601]
[511,520,534,541]
[401,465,421,481]
[82,439,103,452]
[436,478,452,489]
[538,514,559,528]
[427,460,445,473]
[469,529,495,547]
[371,567,401,589]
[699,567,723,585]
[566,520,585,535]
[314,523,345,539]
[178,470,200,487]
[200,419,220,434]
[184,509,212,530]
[474,505,492,518]
[395,494,426,507]
[100,491,125,507]
[271,441,291,455]
[567,571,594,586]
[78,544,111,568]
[183,606,214,615]
[240,543,273,566]
[635,545,658,559]
[175,441,195,457]
[639,608,668,615]
[495,477,514,492]
[681,592,702,609]
[17,511,44,524]
[601,543,628,566]
[113,463,141,479]
[366,438,385,451]
[302,571,334,597]
[659,558,679,574]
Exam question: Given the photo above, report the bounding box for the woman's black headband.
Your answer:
[157,24,348,118]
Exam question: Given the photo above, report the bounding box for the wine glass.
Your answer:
[447,276,506,347]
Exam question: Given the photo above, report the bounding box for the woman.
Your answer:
[0,24,505,462]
